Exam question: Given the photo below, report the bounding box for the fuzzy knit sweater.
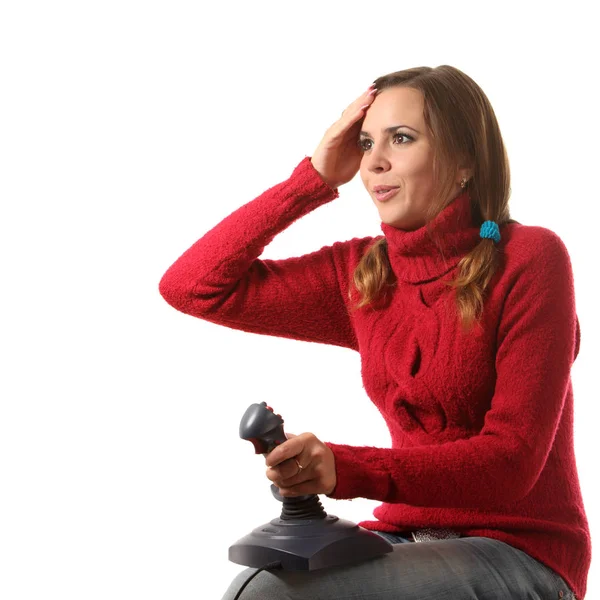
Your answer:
[159,157,591,598]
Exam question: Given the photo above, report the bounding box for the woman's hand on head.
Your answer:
[310,85,378,190]
[265,432,337,497]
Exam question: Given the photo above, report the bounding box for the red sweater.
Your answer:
[159,157,591,598]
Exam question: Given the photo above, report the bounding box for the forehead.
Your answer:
[362,87,425,134]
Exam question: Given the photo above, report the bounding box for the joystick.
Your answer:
[228,402,393,571]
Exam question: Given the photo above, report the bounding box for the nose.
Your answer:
[363,142,392,174]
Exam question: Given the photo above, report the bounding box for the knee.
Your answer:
[221,567,290,600]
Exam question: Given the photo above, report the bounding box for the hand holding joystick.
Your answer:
[230,401,393,571]
[239,402,318,509]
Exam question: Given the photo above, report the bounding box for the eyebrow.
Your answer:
[359,125,421,137]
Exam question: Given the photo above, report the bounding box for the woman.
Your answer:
[159,65,590,599]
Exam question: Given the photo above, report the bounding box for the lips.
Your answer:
[373,186,400,202]
[372,185,400,193]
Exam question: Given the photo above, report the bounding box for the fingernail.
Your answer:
[368,88,377,96]
[360,104,369,110]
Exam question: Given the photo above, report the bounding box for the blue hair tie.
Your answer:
[480,221,501,243]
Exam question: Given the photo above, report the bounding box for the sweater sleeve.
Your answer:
[158,157,359,350]
[325,229,579,509]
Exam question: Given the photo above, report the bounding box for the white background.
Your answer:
[1,1,598,598]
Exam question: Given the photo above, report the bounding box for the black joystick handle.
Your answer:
[239,402,327,518]
[239,402,287,455]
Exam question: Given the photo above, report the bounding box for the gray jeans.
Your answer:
[221,532,574,599]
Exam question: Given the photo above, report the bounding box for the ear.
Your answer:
[457,164,473,185]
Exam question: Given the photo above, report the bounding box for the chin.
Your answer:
[382,215,420,231]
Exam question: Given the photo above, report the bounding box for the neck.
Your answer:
[380,190,481,284]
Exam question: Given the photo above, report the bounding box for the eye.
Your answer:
[358,132,414,152]
[393,132,413,144]
[358,138,372,151]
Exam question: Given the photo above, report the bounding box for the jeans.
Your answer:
[221,531,574,599]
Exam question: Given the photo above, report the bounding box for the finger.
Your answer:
[274,465,311,490]
[278,479,321,497]
[356,84,378,104]
[266,457,306,483]
[265,437,304,468]
[357,88,378,113]
[343,86,378,115]
[331,96,377,142]
[340,84,377,116]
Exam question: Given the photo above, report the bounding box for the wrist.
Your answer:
[309,158,339,191]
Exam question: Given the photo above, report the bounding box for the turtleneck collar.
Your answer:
[380,190,481,284]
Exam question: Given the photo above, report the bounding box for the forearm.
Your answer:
[158,158,361,349]
[159,157,338,312]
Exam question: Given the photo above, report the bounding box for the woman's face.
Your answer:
[359,86,450,231]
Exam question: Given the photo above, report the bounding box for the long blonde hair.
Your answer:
[350,65,516,332]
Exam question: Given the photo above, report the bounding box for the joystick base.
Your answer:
[229,514,393,571]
